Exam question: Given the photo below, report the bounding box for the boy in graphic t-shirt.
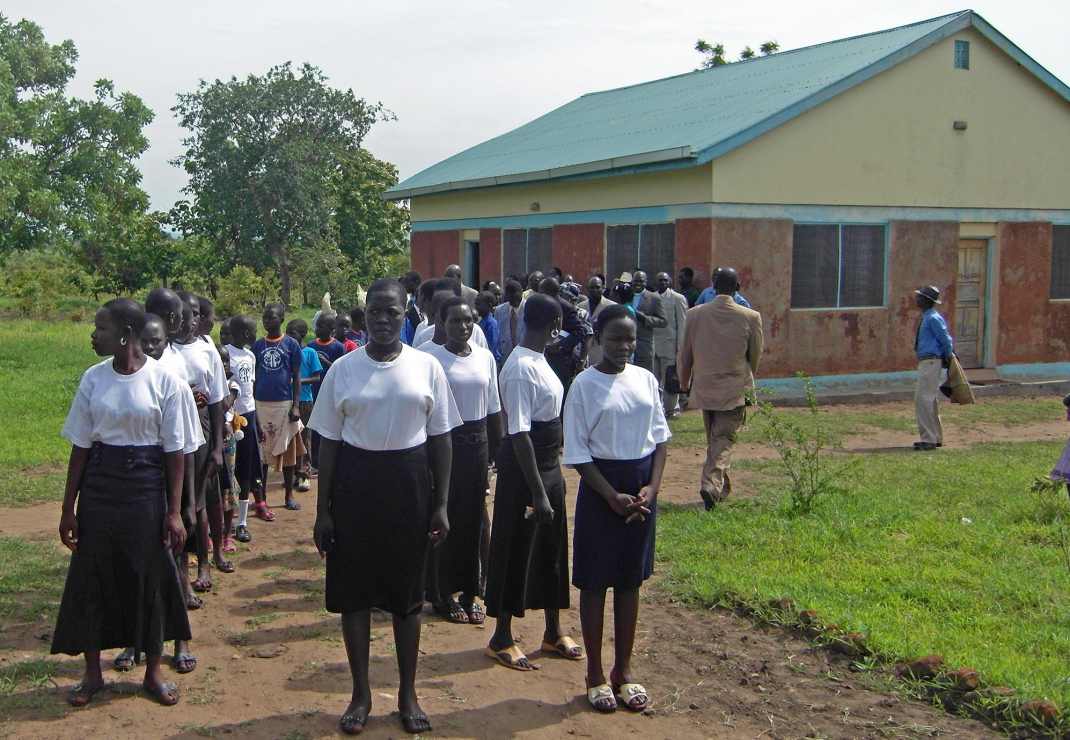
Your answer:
[252,303,304,511]
[225,315,268,538]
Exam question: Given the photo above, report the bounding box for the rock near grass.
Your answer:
[896,654,944,680]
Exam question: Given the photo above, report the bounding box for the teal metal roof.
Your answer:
[386,10,1070,200]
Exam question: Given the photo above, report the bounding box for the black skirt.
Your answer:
[325,443,433,617]
[51,443,191,657]
[572,456,657,591]
[426,419,488,603]
[484,420,570,619]
[233,409,261,489]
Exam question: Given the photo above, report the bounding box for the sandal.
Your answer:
[484,645,538,671]
[284,500,301,511]
[186,594,203,610]
[613,682,649,712]
[464,601,485,625]
[541,635,584,660]
[339,713,368,735]
[172,652,197,674]
[223,538,237,554]
[213,559,235,574]
[113,647,138,672]
[434,601,469,624]
[253,502,276,522]
[144,680,180,706]
[191,578,212,592]
[401,714,432,734]
[67,680,104,707]
[587,683,617,713]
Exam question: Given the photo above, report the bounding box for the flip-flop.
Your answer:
[434,602,469,624]
[284,500,301,511]
[541,635,584,660]
[113,647,138,672]
[213,559,235,573]
[484,645,538,671]
[191,579,212,592]
[223,538,237,554]
[587,683,617,713]
[613,682,649,712]
[401,714,432,734]
[186,594,203,610]
[67,680,104,707]
[144,680,180,706]
[172,652,197,674]
[339,712,368,735]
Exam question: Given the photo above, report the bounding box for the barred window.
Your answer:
[791,224,886,308]
[502,227,553,279]
[1051,225,1070,299]
[606,223,675,279]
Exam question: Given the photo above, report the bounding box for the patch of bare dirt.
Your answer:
[3,396,1044,738]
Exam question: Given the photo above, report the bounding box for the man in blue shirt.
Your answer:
[475,291,501,363]
[913,285,954,451]
[695,268,752,308]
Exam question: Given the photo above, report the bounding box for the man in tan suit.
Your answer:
[677,267,763,510]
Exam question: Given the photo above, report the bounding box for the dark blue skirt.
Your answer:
[572,455,656,591]
[51,443,191,656]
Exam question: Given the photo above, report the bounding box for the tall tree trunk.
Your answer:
[276,243,292,308]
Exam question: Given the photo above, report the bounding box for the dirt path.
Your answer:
[0,405,1039,739]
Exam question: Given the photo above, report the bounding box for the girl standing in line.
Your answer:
[53,299,199,707]
[483,294,582,671]
[563,304,669,713]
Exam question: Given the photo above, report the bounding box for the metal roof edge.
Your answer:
[695,13,974,166]
[967,11,1070,106]
[383,146,697,201]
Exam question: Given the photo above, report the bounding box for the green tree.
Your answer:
[171,62,394,306]
[0,16,154,256]
[696,38,780,69]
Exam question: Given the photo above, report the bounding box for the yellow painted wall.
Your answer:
[711,28,1070,209]
[410,162,713,222]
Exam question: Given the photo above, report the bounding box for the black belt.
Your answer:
[917,355,941,361]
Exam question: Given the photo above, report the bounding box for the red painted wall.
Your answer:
[676,218,713,289]
[479,229,502,286]
[410,230,460,284]
[997,222,1070,364]
[709,219,958,379]
[552,223,605,282]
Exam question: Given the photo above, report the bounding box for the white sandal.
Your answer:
[614,682,648,712]
[587,683,617,713]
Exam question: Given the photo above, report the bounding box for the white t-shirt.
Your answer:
[62,358,202,454]
[419,342,501,422]
[413,320,489,350]
[176,339,227,405]
[498,346,563,435]
[226,344,256,415]
[309,345,462,451]
[563,365,671,465]
[155,343,206,449]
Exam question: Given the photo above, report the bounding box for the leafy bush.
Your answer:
[214,265,278,317]
[0,249,99,319]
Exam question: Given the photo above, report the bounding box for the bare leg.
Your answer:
[142,653,179,703]
[81,651,104,687]
[223,505,234,540]
[340,610,373,722]
[488,613,535,669]
[479,504,490,596]
[178,552,193,600]
[282,465,296,506]
[609,588,640,685]
[393,611,430,731]
[207,499,227,567]
[542,607,565,644]
[580,589,607,687]
[195,508,211,585]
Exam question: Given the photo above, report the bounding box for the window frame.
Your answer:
[502,227,553,278]
[790,222,889,311]
[604,221,676,279]
[1050,224,1070,301]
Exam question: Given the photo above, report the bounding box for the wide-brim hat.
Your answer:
[914,285,942,304]
[617,271,633,283]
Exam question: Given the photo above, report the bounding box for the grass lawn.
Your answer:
[658,439,1070,707]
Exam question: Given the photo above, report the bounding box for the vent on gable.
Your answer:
[954,40,970,70]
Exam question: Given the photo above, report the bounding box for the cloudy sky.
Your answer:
[11,1,1070,210]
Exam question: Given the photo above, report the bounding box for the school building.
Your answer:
[385,11,1070,388]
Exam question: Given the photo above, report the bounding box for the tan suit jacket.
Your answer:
[677,294,763,411]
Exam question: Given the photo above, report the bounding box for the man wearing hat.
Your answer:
[913,285,954,451]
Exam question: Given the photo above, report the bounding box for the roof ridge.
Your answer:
[580,9,972,99]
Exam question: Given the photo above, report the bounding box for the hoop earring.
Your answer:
[550,328,560,340]
[120,337,127,346]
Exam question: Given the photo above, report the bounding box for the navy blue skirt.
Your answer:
[51,443,191,657]
[572,455,656,591]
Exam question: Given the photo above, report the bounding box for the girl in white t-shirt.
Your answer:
[420,297,503,626]
[563,303,670,714]
[53,298,200,708]
[309,279,461,736]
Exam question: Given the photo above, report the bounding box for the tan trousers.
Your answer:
[701,406,746,498]
[652,354,679,415]
[915,358,944,444]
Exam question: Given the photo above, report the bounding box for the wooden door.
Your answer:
[955,239,986,368]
